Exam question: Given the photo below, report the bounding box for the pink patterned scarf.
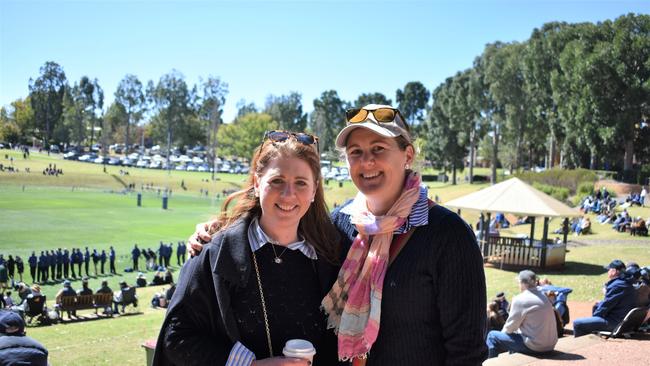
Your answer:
[322,171,422,361]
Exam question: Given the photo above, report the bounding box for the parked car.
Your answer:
[175,164,187,171]
[136,159,148,168]
[108,157,122,165]
[49,144,61,153]
[197,164,209,172]
[149,160,162,169]
[93,156,109,164]
[186,164,197,171]
[63,151,79,160]
[121,157,134,167]
[78,153,96,162]
[325,168,340,180]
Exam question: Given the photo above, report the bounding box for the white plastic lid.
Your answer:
[283,339,315,354]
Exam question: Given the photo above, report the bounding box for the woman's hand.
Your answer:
[252,357,311,365]
[188,219,218,256]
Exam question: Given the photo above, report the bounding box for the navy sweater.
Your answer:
[331,203,488,366]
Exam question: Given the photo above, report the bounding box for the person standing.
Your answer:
[63,249,70,279]
[6,255,15,281]
[92,249,99,276]
[641,186,647,207]
[176,241,186,266]
[28,252,37,283]
[69,249,77,278]
[74,248,83,277]
[109,246,116,274]
[132,244,141,271]
[15,256,24,283]
[37,252,47,283]
[55,248,63,280]
[84,247,91,277]
[572,259,636,337]
[100,250,107,275]
[486,270,558,358]
[48,251,56,281]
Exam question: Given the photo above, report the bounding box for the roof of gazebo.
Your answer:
[444,177,581,218]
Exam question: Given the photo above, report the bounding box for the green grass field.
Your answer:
[1,149,649,365]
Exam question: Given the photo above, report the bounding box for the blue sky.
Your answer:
[1,0,648,123]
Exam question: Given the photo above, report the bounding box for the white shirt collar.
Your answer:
[247,216,318,260]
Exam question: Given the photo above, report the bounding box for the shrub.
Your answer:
[516,168,598,195]
[532,182,570,202]
[577,181,595,197]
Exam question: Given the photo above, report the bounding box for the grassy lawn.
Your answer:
[1,149,649,365]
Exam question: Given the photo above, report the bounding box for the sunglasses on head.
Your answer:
[263,130,319,148]
[345,107,408,129]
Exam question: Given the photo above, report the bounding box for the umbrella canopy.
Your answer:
[445,177,581,218]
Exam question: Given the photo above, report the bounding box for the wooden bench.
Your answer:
[57,293,114,317]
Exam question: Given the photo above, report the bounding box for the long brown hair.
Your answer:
[211,136,340,264]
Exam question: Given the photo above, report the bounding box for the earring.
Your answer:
[311,198,315,202]
[405,164,410,170]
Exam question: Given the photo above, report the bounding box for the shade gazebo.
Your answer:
[445,177,581,269]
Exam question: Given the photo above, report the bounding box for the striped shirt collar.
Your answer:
[340,185,430,234]
[247,216,318,260]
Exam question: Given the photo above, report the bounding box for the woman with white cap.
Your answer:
[189,104,488,365]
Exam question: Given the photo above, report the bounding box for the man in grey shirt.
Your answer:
[486,270,558,358]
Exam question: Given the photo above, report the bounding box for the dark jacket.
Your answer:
[152,215,340,366]
[0,335,49,366]
[331,202,488,366]
[593,275,636,324]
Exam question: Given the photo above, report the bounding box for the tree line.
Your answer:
[1,13,648,183]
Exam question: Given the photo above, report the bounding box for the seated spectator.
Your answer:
[136,273,147,288]
[579,217,591,235]
[54,280,77,319]
[113,281,138,314]
[0,311,48,365]
[3,291,14,308]
[149,268,166,286]
[16,283,32,302]
[495,291,509,320]
[630,265,650,307]
[629,217,647,236]
[10,284,42,317]
[77,277,92,296]
[95,280,112,294]
[572,260,636,337]
[165,283,176,304]
[486,270,558,358]
[487,301,505,332]
[163,269,173,285]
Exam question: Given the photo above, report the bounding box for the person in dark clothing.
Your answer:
[176,241,186,266]
[28,252,37,283]
[63,249,70,279]
[73,248,83,277]
[109,246,116,274]
[96,280,112,294]
[37,252,47,283]
[55,249,62,280]
[0,310,49,366]
[157,242,164,267]
[84,247,91,277]
[132,245,141,271]
[55,280,78,318]
[6,255,15,280]
[190,105,488,365]
[154,131,341,366]
[92,249,99,276]
[15,256,24,283]
[77,277,92,296]
[573,259,636,337]
[48,251,56,281]
[100,250,107,275]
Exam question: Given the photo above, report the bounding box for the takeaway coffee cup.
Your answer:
[283,339,316,364]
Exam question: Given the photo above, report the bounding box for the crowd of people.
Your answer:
[42,163,63,176]
[130,241,187,272]
[486,260,649,359]
[578,186,649,236]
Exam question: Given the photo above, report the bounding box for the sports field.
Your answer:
[1,149,649,365]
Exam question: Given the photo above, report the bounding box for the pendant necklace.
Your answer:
[269,240,289,264]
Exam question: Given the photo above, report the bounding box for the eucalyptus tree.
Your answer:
[396,81,430,135]
[28,61,67,150]
[236,99,258,118]
[80,77,104,148]
[147,70,193,163]
[354,92,392,107]
[310,90,347,154]
[115,74,146,153]
[264,92,307,132]
[198,76,228,179]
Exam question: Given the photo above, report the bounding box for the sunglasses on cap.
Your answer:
[263,130,319,148]
[345,107,409,131]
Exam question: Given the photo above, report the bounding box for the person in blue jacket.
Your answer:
[84,247,91,277]
[572,259,636,337]
[109,246,116,274]
[0,310,48,365]
[28,252,37,283]
[37,252,47,283]
[132,245,141,271]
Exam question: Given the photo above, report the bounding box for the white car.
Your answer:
[325,168,339,180]
[175,164,187,171]
[186,164,197,171]
[149,160,161,169]
[78,154,94,162]
[192,156,204,164]
[136,159,148,168]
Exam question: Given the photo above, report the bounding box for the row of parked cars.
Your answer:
[323,166,351,181]
[63,150,249,174]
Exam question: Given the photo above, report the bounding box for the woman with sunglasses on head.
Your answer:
[153,131,342,366]
[189,105,488,365]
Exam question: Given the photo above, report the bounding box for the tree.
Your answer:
[264,92,307,131]
[309,90,346,154]
[0,107,21,143]
[148,70,194,165]
[236,99,257,118]
[114,74,146,153]
[396,81,430,131]
[353,92,392,107]
[217,113,278,158]
[28,61,67,149]
[80,77,104,148]
[197,76,228,179]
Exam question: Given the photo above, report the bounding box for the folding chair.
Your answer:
[598,306,649,339]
